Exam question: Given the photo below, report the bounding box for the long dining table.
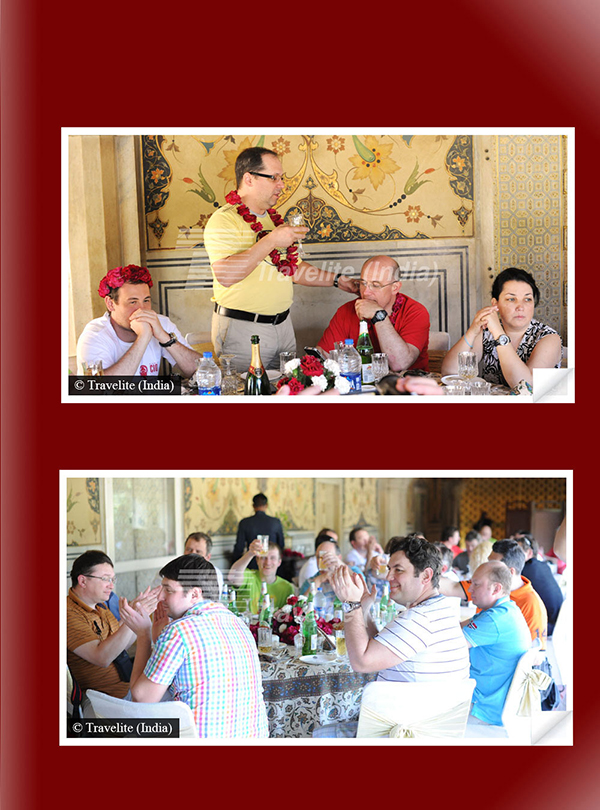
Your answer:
[260,645,377,738]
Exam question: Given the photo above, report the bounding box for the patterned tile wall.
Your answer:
[494,135,567,340]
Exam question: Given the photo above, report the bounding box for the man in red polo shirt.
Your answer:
[318,255,430,372]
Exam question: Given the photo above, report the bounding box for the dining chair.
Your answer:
[427,331,450,375]
[85,690,199,738]
[547,598,571,690]
[355,678,476,740]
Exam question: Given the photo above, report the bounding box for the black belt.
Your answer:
[214,303,290,325]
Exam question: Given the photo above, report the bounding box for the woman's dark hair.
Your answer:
[492,267,540,306]
[386,535,443,587]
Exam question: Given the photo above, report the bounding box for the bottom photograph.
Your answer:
[61,471,571,746]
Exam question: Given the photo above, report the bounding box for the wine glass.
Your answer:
[457,351,478,383]
[287,210,306,257]
[219,354,239,396]
[372,353,389,382]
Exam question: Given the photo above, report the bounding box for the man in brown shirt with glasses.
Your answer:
[318,255,430,372]
[67,550,160,698]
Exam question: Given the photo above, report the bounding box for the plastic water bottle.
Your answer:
[314,587,326,620]
[339,339,362,393]
[196,352,222,396]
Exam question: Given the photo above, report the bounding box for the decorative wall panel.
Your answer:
[494,135,567,338]
[66,478,102,546]
[142,134,475,251]
[459,478,566,540]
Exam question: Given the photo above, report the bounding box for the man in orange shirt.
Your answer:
[440,540,547,649]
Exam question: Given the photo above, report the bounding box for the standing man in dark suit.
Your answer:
[232,493,284,569]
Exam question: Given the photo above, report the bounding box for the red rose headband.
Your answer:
[98,265,153,298]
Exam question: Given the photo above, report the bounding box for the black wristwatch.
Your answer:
[493,334,511,347]
[370,309,388,326]
[342,601,362,613]
[332,273,343,288]
[159,332,178,348]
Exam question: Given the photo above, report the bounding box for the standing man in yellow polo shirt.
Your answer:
[204,146,359,371]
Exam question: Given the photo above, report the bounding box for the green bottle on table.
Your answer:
[258,594,273,653]
[357,320,374,384]
[244,335,271,395]
[378,581,390,627]
[302,600,318,656]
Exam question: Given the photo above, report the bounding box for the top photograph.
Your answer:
[63,130,573,402]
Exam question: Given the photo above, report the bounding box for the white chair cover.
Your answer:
[516,668,552,717]
[86,690,199,738]
[356,679,476,739]
[359,700,473,738]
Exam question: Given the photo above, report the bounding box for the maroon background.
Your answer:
[1,0,594,806]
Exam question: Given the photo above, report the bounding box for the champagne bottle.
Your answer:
[357,320,374,383]
[244,335,271,395]
[302,600,318,656]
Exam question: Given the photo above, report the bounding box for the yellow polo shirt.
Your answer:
[204,204,294,315]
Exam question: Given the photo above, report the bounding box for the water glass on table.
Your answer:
[82,360,104,376]
[372,353,389,382]
[457,351,477,382]
[445,380,468,396]
[279,351,296,375]
[469,380,492,396]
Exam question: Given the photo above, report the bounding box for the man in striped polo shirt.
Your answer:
[119,554,268,738]
[330,535,470,682]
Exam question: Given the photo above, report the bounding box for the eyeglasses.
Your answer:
[86,574,117,584]
[250,171,284,183]
[358,280,398,291]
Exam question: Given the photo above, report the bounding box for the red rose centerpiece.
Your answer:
[276,353,350,396]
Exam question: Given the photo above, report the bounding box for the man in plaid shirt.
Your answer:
[119,554,268,738]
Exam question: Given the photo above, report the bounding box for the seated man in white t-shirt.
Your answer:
[76,264,199,377]
[344,527,372,569]
[331,535,469,682]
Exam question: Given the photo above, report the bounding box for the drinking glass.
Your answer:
[256,535,269,556]
[279,351,296,374]
[445,381,468,396]
[372,353,389,382]
[82,360,104,376]
[469,380,492,396]
[287,211,306,257]
[328,349,340,364]
[219,354,239,396]
[376,553,389,577]
[457,351,477,381]
[335,630,347,659]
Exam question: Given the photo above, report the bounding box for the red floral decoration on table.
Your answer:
[98,264,153,298]
[225,189,299,276]
[276,353,343,396]
[300,355,324,377]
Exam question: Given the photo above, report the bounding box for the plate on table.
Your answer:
[441,375,486,386]
[299,653,338,665]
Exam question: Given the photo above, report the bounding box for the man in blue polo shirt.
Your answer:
[463,560,531,725]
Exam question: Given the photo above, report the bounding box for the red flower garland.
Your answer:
[225,189,299,276]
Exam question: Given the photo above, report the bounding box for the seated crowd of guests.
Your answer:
[67,520,566,738]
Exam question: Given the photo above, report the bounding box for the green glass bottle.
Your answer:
[302,600,318,656]
[379,580,390,617]
[228,589,240,616]
[357,320,374,383]
[257,594,273,652]
[244,335,271,395]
